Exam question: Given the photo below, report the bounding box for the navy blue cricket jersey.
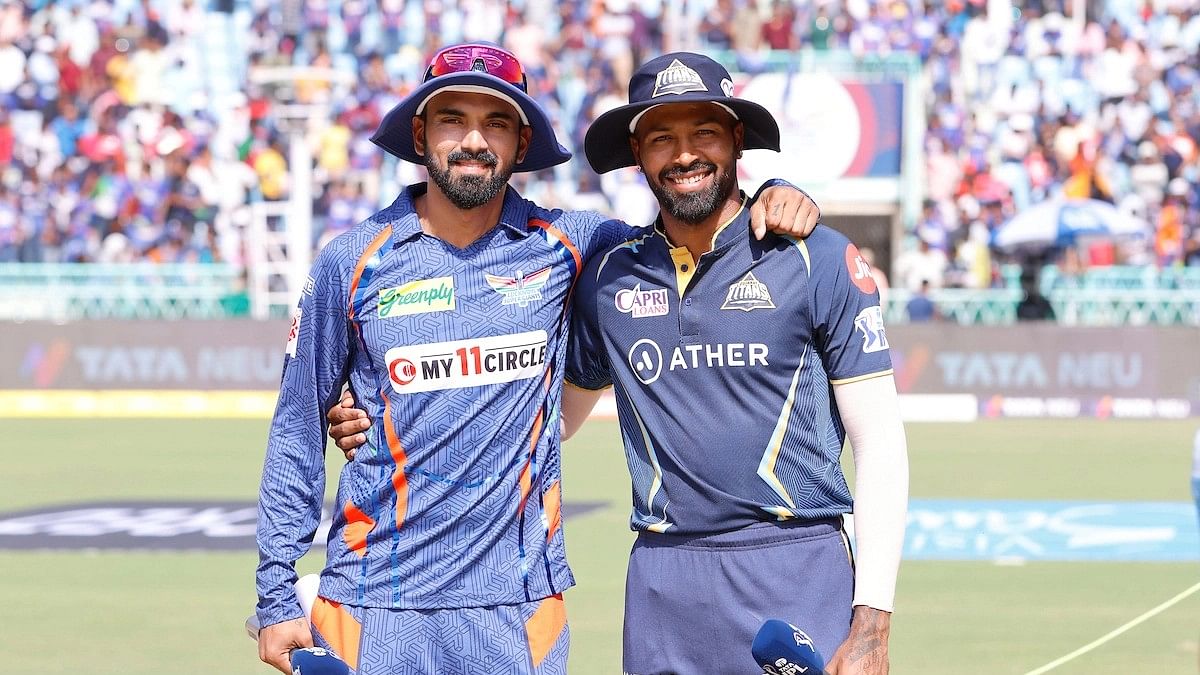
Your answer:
[566,197,893,535]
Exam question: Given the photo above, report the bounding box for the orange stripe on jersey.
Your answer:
[344,227,411,531]
[347,228,393,319]
[310,597,362,670]
[384,389,409,530]
[529,219,582,279]
[525,593,567,667]
[341,501,374,557]
[543,480,562,542]
[516,369,553,508]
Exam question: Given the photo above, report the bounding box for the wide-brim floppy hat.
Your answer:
[584,52,781,174]
[371,43,571,173]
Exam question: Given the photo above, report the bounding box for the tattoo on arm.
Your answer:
[845,608,890,668]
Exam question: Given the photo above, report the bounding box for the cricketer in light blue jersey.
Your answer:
[253,42,630,674]
[256,182,632,669]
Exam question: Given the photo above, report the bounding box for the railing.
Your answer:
[0,263,1195,325]
[0,264,249,321]
[886,266,1200,326]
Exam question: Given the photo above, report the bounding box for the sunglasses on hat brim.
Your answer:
[424,43,528,93]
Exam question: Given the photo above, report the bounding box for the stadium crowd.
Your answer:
[0,0,1198,287]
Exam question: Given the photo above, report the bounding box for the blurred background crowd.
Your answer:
[0,0,1198,293]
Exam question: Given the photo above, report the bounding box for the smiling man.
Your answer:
[253,43,822,675]
[566,53,911,675]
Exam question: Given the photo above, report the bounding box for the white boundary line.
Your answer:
[1022,579,1200,675]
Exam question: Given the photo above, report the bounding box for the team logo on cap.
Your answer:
[720,78,734,97]
[721,272,775,311]
[652,59,708,98]
[485,267,551,307]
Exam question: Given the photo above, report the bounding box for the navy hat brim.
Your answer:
[583,51,782,174]
[583,96,780,174]
[370,71,571,173]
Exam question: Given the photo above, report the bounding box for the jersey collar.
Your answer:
[652,191,750,256]
[388,183,535,246]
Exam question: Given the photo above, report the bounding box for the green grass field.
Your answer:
[1,418,1198,674]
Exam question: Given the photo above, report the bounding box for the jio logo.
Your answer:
[627,339,663,385]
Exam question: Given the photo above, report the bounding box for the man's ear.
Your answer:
[629,137,641,166]
[734,121,745,159]
[516,125,532,164]
[412,116,426,157]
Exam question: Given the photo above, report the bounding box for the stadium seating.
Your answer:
[1,1,1195,324]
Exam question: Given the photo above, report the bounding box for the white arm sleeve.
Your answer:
[833,373,909,612]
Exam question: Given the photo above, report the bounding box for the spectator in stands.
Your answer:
[1016,271,1056,321]
[761,2,798,52]
[860,246,891,313]
[1,0,1196,282]
[906,280,938,322]
[894,235,949,292]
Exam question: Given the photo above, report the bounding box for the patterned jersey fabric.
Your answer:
[256,184,630,627]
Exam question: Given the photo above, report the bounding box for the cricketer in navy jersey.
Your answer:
[562,51,907,675]
[257,183,630,625]
[566,202,892,534]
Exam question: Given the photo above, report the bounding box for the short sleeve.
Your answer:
[565,257,613,390]
[808,235,893,382]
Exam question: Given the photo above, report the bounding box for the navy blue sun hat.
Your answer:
[370,43,571,173]
[583,52,781,174]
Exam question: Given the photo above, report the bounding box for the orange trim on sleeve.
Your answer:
[310,597,362,671]
[525,593,567,667]
[529,219,582,276]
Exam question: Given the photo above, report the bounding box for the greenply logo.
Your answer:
[379,277,455,317]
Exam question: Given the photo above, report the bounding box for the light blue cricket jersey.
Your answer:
[257,184,631,627]
[567,198,893,535]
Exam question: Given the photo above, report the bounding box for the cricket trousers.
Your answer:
[309,593,569,674]
[622,518,853,675]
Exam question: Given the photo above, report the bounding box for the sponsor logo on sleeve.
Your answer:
[721,272,776,311]
[846,243,878,295]
[285,308,302,357]
[854,306,889,353]
[484,267,552,308]
[385,330,548,393]
[615,284,670,318]
[378,277,455,318]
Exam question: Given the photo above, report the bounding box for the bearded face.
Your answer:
[424,147,512,211]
